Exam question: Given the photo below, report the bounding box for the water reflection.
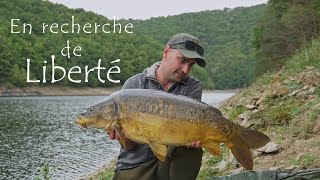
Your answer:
[0,96,119,179]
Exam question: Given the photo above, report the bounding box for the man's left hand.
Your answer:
[190,141,201,148]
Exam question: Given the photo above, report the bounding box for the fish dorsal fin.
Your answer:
[203,142,221,156]
[148,142,167,162]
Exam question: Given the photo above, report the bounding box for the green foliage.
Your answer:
[285,39,320,75]
[264,97,302,126]
[207,155,223,166]
[301,154,317,166]
[253,0,320,75]
[36,163,50,180]
[197,167,219,180]
[127,5,267,89]
[315,85,320,97]
[0,1,267,89]
[228,106,246,120]
[95,169,115,180]
[190,66,214,89]
[311,140,320,147]
[10,64,27,87]
[0,0,162,87]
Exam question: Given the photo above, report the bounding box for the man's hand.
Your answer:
[108,129,120,140]
[107,129,137,150]
[190,141,201,148]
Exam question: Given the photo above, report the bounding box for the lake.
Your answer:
[0,91,235,179]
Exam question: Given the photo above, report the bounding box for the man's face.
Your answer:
[163,48,196,82]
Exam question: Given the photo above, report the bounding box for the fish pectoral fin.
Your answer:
[148,142,167,162]
[113,123,135,150]
[203,142,221,156]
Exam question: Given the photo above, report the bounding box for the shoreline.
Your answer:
[0,85,240,97]
[0,85,121,97]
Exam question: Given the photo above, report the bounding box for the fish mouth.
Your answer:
[76,118,87,128]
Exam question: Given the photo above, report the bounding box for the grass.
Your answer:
[302,154,317,166]
[94,166,115,180]
[36,163,50,180]
[94,169,115,180]
[314,84,320,97]
[311,140,320,147]
[262,96,303,126]
[197,167,219,180]
[285,39,320,75]
[228,106,246,120]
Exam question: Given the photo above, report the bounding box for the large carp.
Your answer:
[76,89,270,170]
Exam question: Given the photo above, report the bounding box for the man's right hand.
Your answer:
[108,129,120,140]
[107,129,137,150]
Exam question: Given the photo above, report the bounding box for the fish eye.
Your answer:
[89,107,94,112]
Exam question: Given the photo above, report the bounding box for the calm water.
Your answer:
[0,92,234,180]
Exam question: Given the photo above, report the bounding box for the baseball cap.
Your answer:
[166,33,206,68]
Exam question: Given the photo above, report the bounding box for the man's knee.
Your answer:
[113,159,158,180]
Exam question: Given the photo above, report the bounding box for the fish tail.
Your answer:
[237,125,271,149]
[228,139,253,170]
[227,125,270,170]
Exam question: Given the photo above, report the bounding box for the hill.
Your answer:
[129,5,266,89]
[0,0,162,88]
[0,0,266,89]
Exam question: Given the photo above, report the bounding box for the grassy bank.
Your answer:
[199,39,320,178]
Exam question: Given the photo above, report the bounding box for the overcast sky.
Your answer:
[48,0,268,20]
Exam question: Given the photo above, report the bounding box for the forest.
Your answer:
[0,0,319,89]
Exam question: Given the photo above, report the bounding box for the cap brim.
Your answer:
[177,49,206,68]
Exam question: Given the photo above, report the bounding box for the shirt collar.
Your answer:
[145,61,187,85]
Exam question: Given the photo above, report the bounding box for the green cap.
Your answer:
[166,33,206,68]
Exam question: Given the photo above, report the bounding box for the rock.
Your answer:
[245,104,257,110]
[295,153,304,161]
[256,94,266,106]
[251,96,260,105]
[302,85,309,90]
[272,86,289,98]
[228,153,239,167]
[240,118,256,128]
[289,89,301,96]
[286,165,302,170]
[306,66,314,70]
[236,111,250,122]
[308,95,316,100]
[252,109,259,113]
[231,167,243,174]
[257,142,281,154]
[269,166,282,171]
[308,86,316,94]
[218,160,228,171]
[314,103,320,111]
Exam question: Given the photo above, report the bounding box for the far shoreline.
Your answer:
[0,85,240,97]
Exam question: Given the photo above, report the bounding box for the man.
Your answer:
[109,33,207,180]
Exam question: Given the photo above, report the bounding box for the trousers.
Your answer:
[113,147,203,180]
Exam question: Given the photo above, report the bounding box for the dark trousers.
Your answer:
[113,147,203,180]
